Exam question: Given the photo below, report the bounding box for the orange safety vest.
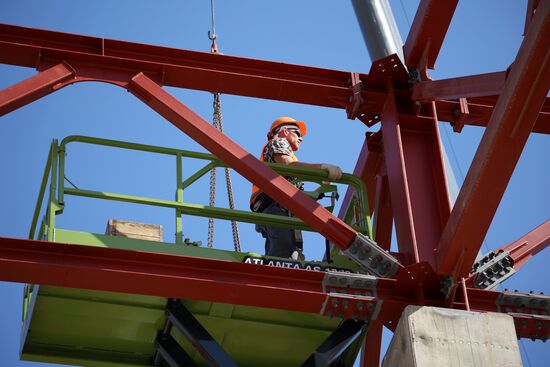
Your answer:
[250,140,298,205]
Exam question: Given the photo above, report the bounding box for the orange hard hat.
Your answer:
[268,117,307,139]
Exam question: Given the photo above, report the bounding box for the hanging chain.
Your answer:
[207,117,218,248]
[205,1,241,251]
[214,94,241,251]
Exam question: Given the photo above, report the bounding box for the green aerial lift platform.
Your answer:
[20,136,374,366]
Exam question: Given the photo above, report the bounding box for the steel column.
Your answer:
[127,72,358,249]
[351,0,405,63]
[0,63,75,116]
[381,88,451,266]
[359,320,382,367]
[373,173,393,250]
[436,1,550,277]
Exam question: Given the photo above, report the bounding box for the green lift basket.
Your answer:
[21,136,374,367]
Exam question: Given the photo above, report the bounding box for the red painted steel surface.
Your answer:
[381,89,451,266]
[403,0,459,69]
[0,0,548,355]
[360,320,382,367]
[127,73,358,249]
[412,71,507,102]
[436,1,550,277]
[1,23,548,133]
[501,220,550,270]
[373,174,393,250]
[0,63,75,116]
[0,236,326,312]
[1,236,544,339]
[338,132,383,222]
[0,23,360,110]
[435,97,550,134]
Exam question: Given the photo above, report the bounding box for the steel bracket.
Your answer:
[343,233,401,277]
[496,291,549,315]
[471,250,515,290]
[346,72,363,121]
[321,272,381,321]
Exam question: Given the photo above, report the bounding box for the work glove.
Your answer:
[320,163,343,181]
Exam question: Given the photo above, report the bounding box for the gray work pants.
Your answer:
[256,201,303,258]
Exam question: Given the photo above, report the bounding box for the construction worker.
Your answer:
[250,117,343,260]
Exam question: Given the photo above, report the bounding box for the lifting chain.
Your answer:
[206,0,240,251]
[207,94,241,251]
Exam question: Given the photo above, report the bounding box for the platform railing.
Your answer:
[29,135,373,245]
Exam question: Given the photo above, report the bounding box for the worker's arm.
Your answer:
[273,154,342,180]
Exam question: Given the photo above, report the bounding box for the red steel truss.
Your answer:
[0,0,549,365]
[0,235,547,342]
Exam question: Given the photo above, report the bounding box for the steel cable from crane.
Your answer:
[206,0,241,251]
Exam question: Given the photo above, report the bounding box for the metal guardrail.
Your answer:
[29,135,373,244]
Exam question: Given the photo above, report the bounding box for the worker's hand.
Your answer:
[320,164,343,181]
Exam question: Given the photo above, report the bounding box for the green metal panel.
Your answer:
[21,229,363,366]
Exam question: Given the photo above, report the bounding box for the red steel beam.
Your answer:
[0,236,410,320]
[404,0,459,69]
[338,132,384,222]
[436,1,550,277]
[0,236,337,313]
[412,71,507,102]
[524,0,541,35]
[0,62,75,115]
[0,236,545,339]
[501,220,550,270]
[381,89,451,266]
[0,23,362,110]
[127,73,358,249]
[373,173,393,250]
[359,320,382,367]
[2,23,550,134]
[435,98,550,134]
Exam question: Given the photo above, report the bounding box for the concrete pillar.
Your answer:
[382,305,522,367]
[106,219,163,242]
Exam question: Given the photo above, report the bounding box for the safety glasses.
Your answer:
[288,129,302,138]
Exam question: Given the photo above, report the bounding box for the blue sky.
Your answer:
[0,1,548,366]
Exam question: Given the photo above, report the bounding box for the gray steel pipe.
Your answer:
[351,0,405,63]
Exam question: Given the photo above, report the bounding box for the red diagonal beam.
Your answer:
[0,23,361,110]
[524,0,541,35]
[404,0,459,69]
[412,71,506,102]
[501,219,550,270]
[0,62,75,115]
[437,1,550,277]
[127,73,358,249]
